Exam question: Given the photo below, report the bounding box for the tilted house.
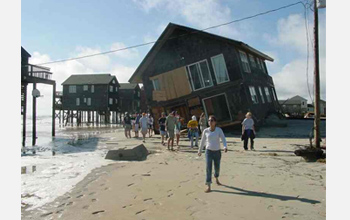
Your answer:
[61,74,120,117]
[119,83,141,114]
[129,23,279,130]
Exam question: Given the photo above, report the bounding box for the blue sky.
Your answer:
[21,0,326,116]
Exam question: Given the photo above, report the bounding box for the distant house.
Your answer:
[307,99,326,115]
[119,83,141,114]
[61,74,120,115]
[279,95,308,117]
[129,23,279,131]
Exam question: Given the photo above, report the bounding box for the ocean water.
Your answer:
[21,116,120,211]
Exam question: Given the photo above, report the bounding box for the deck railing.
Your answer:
[23,64,53,80]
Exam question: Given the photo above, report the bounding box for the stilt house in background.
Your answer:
[119,83,141,114]
[21,47,56,149]
[129,23,279,132]
[61,74,120,125]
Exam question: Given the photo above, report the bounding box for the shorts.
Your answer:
[175,129,180,135]
[168,129,175,139]
[134,124,139,132]
[160,130,167,136]
[125,124,132,131]
[141,128,148,135]
[148,124,153,129]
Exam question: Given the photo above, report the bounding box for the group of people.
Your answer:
[122,112,155,142]
[123,110,256,193]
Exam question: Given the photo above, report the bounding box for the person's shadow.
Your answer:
[212,184,320,204]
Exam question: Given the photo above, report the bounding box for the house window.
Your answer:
[211,54,229,84]
[83,85,88,91]
[239,51,251,73]
[261,60,267,73]
[249,54,256,68]
[76,98,80,106]
[115,87,118,92]
[188,60,213,91]
[137,91,140,97]
[109,98,113,105]
[249,86,259,104]
[69,85,76,93]
[264,87,272,103]
[256,58,262,70]
[109,85,113,92]
[115,98,118,104]
[84,98,87,103]
[258,86,265,103]
[91,85,94,93]
[137,101,140,107]
[152,79,160,91]
[112,80,115,84]
[87,98,91,106]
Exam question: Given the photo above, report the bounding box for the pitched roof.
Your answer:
[129,22,274,83]
[279,95,308,105]
[62,74,117,85]
[21,47,31,58]
[119,83,139,90]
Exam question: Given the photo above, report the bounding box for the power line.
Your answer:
[35,1,304,66]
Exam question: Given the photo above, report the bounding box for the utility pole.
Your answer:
[313,0,325,148]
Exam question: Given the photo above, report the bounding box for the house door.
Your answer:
[202,93,231,122]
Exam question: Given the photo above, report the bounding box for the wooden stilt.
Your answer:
[22,83,27,147]
[32,83,37,146]
[52,83,56,137]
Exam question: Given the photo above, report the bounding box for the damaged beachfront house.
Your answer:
[129,23,279,130]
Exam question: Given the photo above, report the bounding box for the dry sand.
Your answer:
[22,127,326,220]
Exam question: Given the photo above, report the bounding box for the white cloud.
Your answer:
[75,46,111,71]
[110,42,139,59]
[265,13,326,102]
[135,0,243,40]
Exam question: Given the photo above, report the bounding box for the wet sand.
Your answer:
[22,127,326,220]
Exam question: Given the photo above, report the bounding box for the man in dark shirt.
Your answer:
[123,112,132,138]
[158,112,166,146]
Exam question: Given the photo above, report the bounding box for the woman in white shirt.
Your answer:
[198,115,227,193]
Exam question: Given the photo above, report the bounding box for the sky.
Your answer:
[21,0,326,116]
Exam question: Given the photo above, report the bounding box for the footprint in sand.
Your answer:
[56,209,64,214]
[92,210,105,215]
[167,193,174,197]
[127,183,135,187]
[57,203,66,208]
[143,198,152,202]
[40,212,53,217]
[89,192,96,196]
[135,209,146,215]
[83,205,89,209]
[91,198,97,202]
[66,201,74,206]
[76,194,84,198]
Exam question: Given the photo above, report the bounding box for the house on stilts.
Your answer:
[128,23,280,132]
[21,47,56,153]
[60,74,121,125]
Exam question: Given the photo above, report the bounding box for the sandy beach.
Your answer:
[21,120,326,220]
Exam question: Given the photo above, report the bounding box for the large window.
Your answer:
[83,85,88,91]
[264,87,272,103]
[239,51,251,73]
[91,85,94,93]
[249,86,259,104]
[211,54,229,84]
[76,98,80,106]
[258,86,265,104]
[87,98,91,106]
[188,60,213,91]
[69,85,76,93]
[109,85,113,92]
[152,79,160,91]
[249,54,256,68]
[115,98,118,104]
[109,98,113,105]
[203,94,231,122]
[261,60,267,73]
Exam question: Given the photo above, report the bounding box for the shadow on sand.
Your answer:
[212,184,320,204]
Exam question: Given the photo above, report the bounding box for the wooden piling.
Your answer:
[32,83,37,146]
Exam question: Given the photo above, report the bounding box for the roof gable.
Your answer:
[119,83,139,90]
[62,74,119,86]
[129,23,273,83]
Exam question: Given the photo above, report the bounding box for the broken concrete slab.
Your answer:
[105,144,148,161]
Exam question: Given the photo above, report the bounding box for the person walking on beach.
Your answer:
[198,115,227,193]
[165,111,177,151]
[187,115,199,148]
[123,112,132,138]
[175,112,182,149]
[134,113,141,138]
[199,112,208,135]
[140,113,148,143]
[148,114,154,137]
[158,112,167,146]
[241,112,256,150]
